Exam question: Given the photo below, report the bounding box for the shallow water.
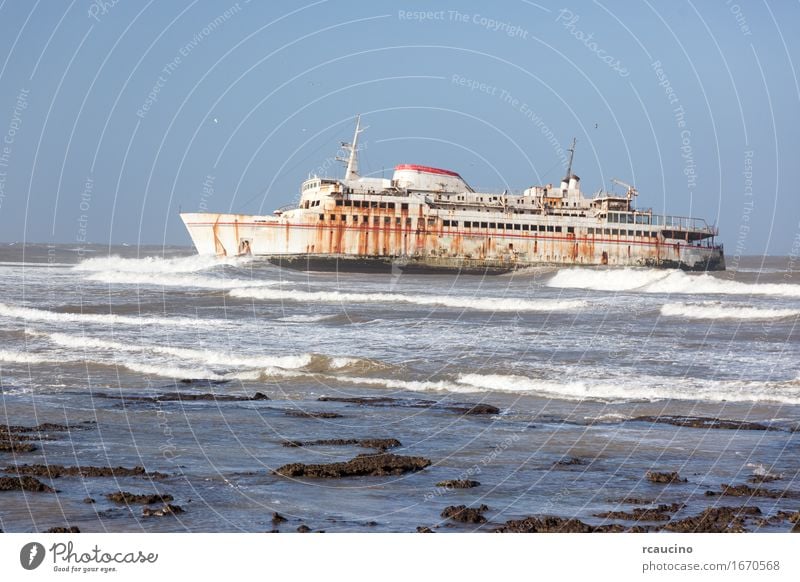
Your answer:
[0,244,797,532]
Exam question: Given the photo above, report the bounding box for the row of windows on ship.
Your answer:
[316,213,659,238]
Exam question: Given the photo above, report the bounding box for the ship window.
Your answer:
[636,214,649,224]
[555,226,562,232]
[604,228,611,235]
[373,217,380,224]
[588,228,594,234]
[371,201,378,208]
[379,202,386,209]
[395,217,401,225]
[609,213,617,222]
[514,224,521,230]
[406,218,413,225]
[335,200,343,206]
[330,214,336,221]
[344,200,352,207]
[401,203,409,210]
[522,224,529,231]
[612,229,619,235]
[567,227,574,233]
[628,230,635,236]
[352,201,360,208]
[480,222,488,228]
[635,230,641,237]
[451,221,458,227]
[363,215,369,222]
[318,214,324,220]
[384,217,391,224]
[547,226,554,232]
[488,223,496,228]
[341,215,347,222]
[443,220,450,227]
[388,202,395,209]
[505,223,512,229]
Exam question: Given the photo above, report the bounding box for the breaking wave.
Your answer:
[0,302,231,328]
[275,314,339,323]
[229,288,587,313]
[547,268,800,297]
[84,271,279,290]
[75,254,251,274]
[661,302,800,321]
[0,350,55,365]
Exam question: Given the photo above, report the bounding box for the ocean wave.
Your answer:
[0,350,55,365]
[0,302,230,328]
[84,271,279,290]
[74,254,251,274]
[547,268,800,297]
[661,302,800,321]
[452,373,800,404]
[275,314,339,323]
[229,288,587,313]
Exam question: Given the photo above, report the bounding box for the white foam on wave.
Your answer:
[0,350,55,365]
[229,287,587,313]
[453,373,800,404]
[548,268,800,298]
[40,332,313,370]
[75,254,251,274]
[85,271,279,290]
[276,314,338,323]
[0,302,230,328]
[661,302,800,321]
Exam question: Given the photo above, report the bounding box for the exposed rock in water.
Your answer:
[106,491,174,505]
[0,475,56,493]
[747,473,782,484]
[608,497,655,505]
[4,464,168,479]
[595,503,684,522]
[0,440,37,453]
[435,480,480,489]
[83,497,96,504]
[553,457,589,468]
[441,504,489,524]
[274,453,431,478]
[105,392,268,402]
[719,483,799,499]
[282,438,401,451]
[45,526,80,533]
[664,506,762,532]
[793,522,800,533]
[645,471,687,484]
[416,526,434,533]
[318,396,399,405]
[631,415,780,431]
[494,516,598,533]
[448,404,500,415]
[142,504,184,517]
[0,421,95,434]
[296,525,311,533]
[284,410,343,419]
[271,512,288,525]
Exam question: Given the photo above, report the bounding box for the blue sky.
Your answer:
[0,0,797,254]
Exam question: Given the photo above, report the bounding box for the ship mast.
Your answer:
[565,137,577,180]
[337,114,367,180]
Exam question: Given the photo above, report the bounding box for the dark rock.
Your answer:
[663,506,761,533]
[645,471,687,484]
[296,525,311,533]
[608,497,655,505]
[108,392,268,402]
[274,453,431,478]
[317,396,399,405]
[0,441,37,453]
[792,522,800,533]
[271,512,288,525]
[0,421,94,434]
[441,504,489,524]
[284,410,343,419]
[83,497,95,504]
[747,474,782,484]
[553,457,588,467]
[0,475,55,493]
[449,404,500,415]
[5,464,168,479]
[416,526,434,533]
[142,504,184,517]
[106,491,174,505]
[595,503,684,522]
[631,415,779,431]
[494,516,596,533]
[281,438,401,451]
[45,526,80,533]
[435,480,480,489]
[719,483,799,499]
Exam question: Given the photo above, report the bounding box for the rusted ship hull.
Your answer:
[180,212,725,273]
